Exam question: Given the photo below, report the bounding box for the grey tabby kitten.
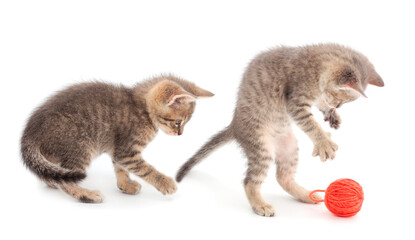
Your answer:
[176,44,384,216]
[21,75,213,203]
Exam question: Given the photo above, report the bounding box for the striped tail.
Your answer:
[21,139,86,184]
[176,126,234,182]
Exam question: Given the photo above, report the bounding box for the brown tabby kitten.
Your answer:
[176,44,384,216]
[21,75,213,203]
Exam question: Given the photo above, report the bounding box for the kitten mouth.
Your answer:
[167,131,180,136]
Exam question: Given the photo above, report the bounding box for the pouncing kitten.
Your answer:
[21,75,213,203]
[176,44,384,216]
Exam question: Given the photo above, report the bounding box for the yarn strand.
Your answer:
[309,190,325,203]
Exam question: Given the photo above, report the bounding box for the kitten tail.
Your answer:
[21,139,86,184]
[176,126,234,182]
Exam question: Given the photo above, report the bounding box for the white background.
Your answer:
[1,0,414,239]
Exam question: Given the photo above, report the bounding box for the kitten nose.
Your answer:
[177,128,183,136]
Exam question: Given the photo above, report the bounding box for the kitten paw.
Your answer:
[252,203,275,217]
[118,179,142,195]
[79,190,104,203]
[156,175,177,195]
[324,108,341,129]
[302,192,323,204]
[312,137,338,162]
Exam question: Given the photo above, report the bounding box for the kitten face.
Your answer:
[322,61,382,109]
[154,102,195,136]
[145,78,213,136]
[323,87,362,109]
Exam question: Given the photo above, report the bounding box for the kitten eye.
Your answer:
[175,120,182,126]
[161,117,175,122]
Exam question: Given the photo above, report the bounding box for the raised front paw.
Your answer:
[312,136,338,162]
[155,175,177,195]
[324,108,341,129]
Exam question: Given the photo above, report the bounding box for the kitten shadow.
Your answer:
[38,168,326,218]
[179,171,330,218]
[88,171,179,206]
[263,193,330,218]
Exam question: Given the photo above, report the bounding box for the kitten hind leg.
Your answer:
[244,182,275,217]
[243,147,275,217]
[59,182,104,203]
[275,129,322,203]
[113,162,141,195]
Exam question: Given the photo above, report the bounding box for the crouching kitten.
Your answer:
[21,75,213,203]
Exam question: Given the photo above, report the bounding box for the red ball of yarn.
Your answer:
[309,178,364,217]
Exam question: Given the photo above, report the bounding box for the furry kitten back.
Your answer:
[176,44,383,216]
[21,74,213,203]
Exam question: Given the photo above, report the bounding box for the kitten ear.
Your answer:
[148,80,198,107]
[340,79,367,98]
[172,79,214,99]
[368,71,384,87]
[167,91,197,106]
[191,86,214,99]
[339,70,367,98]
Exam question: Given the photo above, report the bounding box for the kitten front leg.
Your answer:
[239,131,275,217]
[114,152,177,195]
[288,104,338,161]
[113,162,142,195]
